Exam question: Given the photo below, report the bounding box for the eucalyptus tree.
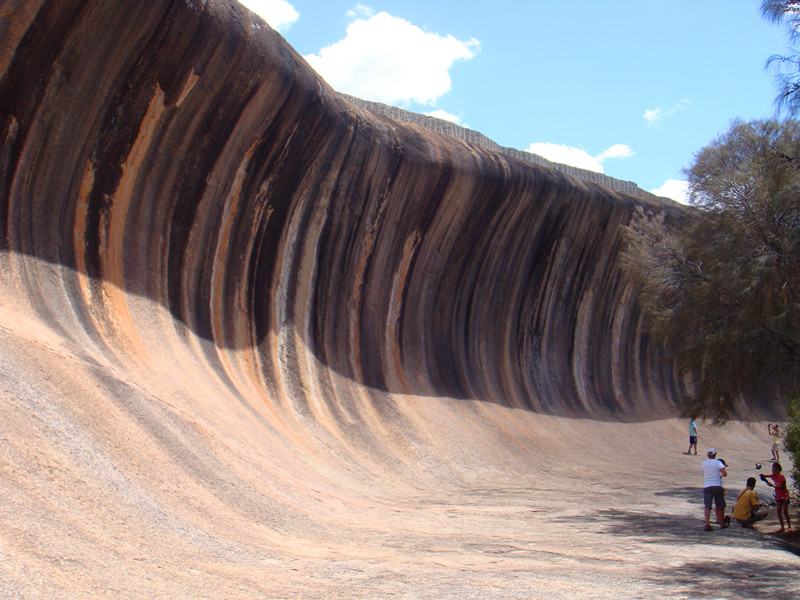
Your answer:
[622,119,800,421]
[762,0,800,114]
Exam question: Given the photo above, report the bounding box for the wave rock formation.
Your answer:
[8,1,792,598]
[1,0,686,418]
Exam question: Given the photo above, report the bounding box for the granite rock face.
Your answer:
[1,0,687,420]
[6,2,800,598]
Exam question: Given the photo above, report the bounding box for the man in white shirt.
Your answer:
[702,447,728,531]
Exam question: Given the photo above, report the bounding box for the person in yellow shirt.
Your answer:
[732,477,768,528]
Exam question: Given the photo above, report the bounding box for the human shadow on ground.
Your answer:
[652,485,702,504]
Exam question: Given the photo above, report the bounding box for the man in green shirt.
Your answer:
[732,477,768,528]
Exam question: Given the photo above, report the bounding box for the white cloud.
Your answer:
[304,11,479,106]
[239,0,299,32]
[424,109,462,124]
[597,144,635,161]
[526,142,634,173]
[643,99,691,126]
[651,179,689,203]
[346,3,374,19]
[643,108,664,125]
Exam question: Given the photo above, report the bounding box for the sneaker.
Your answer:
[704,525,713,531]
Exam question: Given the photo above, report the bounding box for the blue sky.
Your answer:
[240,1,792,203]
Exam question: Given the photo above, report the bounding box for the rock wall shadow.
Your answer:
[566,507,800,598]
[1,0,782,421]
[651,559,798,600]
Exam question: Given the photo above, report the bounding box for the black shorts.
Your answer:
[689,436,697,445]
[703,486,726,510]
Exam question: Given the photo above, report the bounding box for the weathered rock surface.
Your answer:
[1,0,687,418]
[1,1,796,598]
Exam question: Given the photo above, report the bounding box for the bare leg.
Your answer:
[781,502,792,531]
[775,502,786,533]
[715,507,726,527]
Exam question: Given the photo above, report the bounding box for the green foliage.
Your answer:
[622,119,800,421]
[786,395,800,497]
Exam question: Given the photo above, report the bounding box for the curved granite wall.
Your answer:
[340,94,658,200]
[1,0,688,422]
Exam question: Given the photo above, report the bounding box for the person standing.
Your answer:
[768,423,781,462]
[702,448,728,531]
[761,462,793,533]
[685,418,698,455]
[732,477,768,528]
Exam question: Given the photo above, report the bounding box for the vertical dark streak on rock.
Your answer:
[0,0,89,254]
[311,117,368,383]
